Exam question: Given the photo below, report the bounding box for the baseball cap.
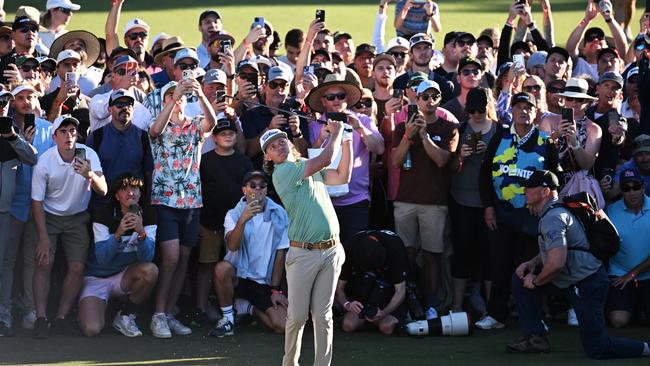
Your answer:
[443,31,459,46]
[108,46,138,63]
[36,56,56,70]
[527,51,548,70]
[259,129,288,152]
[465,87,489,112]
[333,31,352,43]
[522,170,560,189]
[353,234,386,272]
[237,59,259,73]
[510,41,532,55]
[386,37,409,52]
[242,170,266,186]
[10,85,37,96]
[373,53,396,68]
[113,55,138,68]
[199,9,221,22]
[312,49,331,62]
[355,43,376,57]
[409,33,434,49]
[598,48,620,61]
[619,168,643,185]
[13,6,41,31]
[476,35,494,48]
[0,90,14,99]
[585,27,605,41]
[213,116,238,134]
[407,71,429,88]
[416,80,440,95]
[627,66,639,80]
[497,62,513,76]
[52,114,80,131]
[455,32,476,44]
[46,0,80,11]
[266,66,292,83]
[124,18,150,35]
[203,69,227,85]
[511,92,536,107]
[16,55,39,67]
[598,71,624,87]
[174,48,199,65]
[634,134,650,155]
[458,56,483,72]
[56,49,81,63]
[546,46,570,62]
[108,89,135,106]
[160,81,177,99]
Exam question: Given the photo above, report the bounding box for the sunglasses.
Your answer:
[127,32,148,41]
[621,183,643,192]
[18,26,38,33]
[456,39,475,47]
[389,51,407,59]
[354,99,373,108]
[547,86,564,94]
[56,7,72,15]
[323,92,347,101]
[461,69,480,76]
[523,85,542,92]
[564,96,587,102]
[19,64,39,73]
[114,67,131,76]
[466,108,486,114]
[247,182,268,190]
[0,34,11,42]
[177,63,198,71]
[268,80,287,89]
[418,92,440,101]
[112,100,134,109]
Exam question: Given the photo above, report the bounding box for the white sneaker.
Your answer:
[113,311,143,337]
[150,313,172,338]
[425,307,438,320]
[22,310,36,330]
[166,314,192,335]
[567,308,579,327]
[475,315,505,330]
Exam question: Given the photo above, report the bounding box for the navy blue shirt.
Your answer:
[151,70,172,89]
[86,122,153,207]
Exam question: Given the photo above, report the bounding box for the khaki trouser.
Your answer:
[282,244,345,366]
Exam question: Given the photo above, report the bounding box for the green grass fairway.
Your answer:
[4,0,649,50]
[1,320,648,365]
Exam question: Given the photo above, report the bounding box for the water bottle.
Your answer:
[402,150,412,170]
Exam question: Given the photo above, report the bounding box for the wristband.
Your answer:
[505,21,514,28]
[271,289,284,295]
[343,301,351,310]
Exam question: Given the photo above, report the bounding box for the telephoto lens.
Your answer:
[402,312,472,337]
[358,306,379,319]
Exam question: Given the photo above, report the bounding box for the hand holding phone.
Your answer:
[24,113,35,131]
[0,116,13,135]
[253,17,266,35]
[315,9,325,23]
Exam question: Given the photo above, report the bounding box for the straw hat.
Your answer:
[49,30,100,68]
[153,36,188,65]
[306,73,362,113]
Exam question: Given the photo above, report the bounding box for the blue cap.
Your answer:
[620,168,643,185]
[416,80,440,95]
[109,88,135,106]
[113,55,138,68]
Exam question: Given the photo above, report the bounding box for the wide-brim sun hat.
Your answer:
[306,73,362,113]
[558,78,597,100]
[48,30,100,68]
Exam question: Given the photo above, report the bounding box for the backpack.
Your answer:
[545,192,620,261]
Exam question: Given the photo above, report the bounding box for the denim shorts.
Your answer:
[155,206,200,246]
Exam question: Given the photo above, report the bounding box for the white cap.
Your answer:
[0,89,14,99]
[46,0,81,11]
[203,69,227,85]
[52,114,79,131]
[266,66,292,83]
[160,81,177,99]
[11,85,37,96]
[386,37,409,52]
[416,80,441,95]
[252,55,273,68]
[124,18,150,35]
[259,129,288,152]
[56,49,81,63]
[151,32,168,47]
[174,48,199,65]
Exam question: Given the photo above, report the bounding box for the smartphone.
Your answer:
[128,203,140,215]
[182,69,193,80]
[0,116,12,135]
[220,39,232,53]
[561,107,574,124]
[242,71,258,86]
[74,147,86,162]
[326,112,348,124]
[467,132,482,152]
[407,104,419,122]
[598,0,611,13]
[24,113,35,131]
[65,72,78,91]
[315,9,325,22]
[393,89,404,100]
[512,54,525,70]
[601,168,614,184]
[253,17,266,34]
[303,65,315,75]
[216,89,226,103]
[516,0,527,4]
[607,110,620,129]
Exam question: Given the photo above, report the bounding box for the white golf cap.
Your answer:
[0,89,15,99]
[124,18,150,35]
[266,66,292,83]
[259,129,288,152]
[56,49,81,63]
[52,114,79,131]
[386,37,409,52]
[46,0,81,11]
[174,48,199,65]
[11,85,37,96]
[203,69,227,85]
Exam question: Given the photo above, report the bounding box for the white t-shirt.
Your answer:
[572,57,598,80]
[31,144,103,216]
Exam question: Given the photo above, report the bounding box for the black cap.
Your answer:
[458,56,483,72]
[199,9,221,22]
[312,49,331,62]
[511,92,536,107]
[476,35,494,48]
[465,87,489,112]
[333,31,352,43]
[510,41,532,55]
[522,170,560,189]
[355,43,376,57]
[242,170,266,186]
[546,46,570,62]
[108,46,137,63]
[443,31,459,46]
[213,118,238,134]
[455,32,476,44]
[353,233,386,271]
[597,47,620,61]
[585,27,605,41]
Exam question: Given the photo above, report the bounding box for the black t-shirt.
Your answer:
[340,229,408,285]
[199,150,254,231]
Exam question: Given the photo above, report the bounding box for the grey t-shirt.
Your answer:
[539,198,602,288]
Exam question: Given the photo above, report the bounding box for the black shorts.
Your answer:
[607,277,650,314]
[235,278,273,312]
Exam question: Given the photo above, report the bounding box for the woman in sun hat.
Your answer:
[39,0,81,50]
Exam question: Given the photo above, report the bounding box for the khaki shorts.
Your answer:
[198,226,225,263]
[393,202,448,254]
[45,211,90,262]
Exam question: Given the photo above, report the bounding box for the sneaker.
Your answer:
[475,315,505,330]
[22,310,37,330]
[166,314,192,335]
[112,311,142,337]
[33,317,49,339]
[567,308,579,327]
[50,317,80,335]
[425,307,438,320]
[209,317,234,338]
[506,335,551,353]
[0,304,11,329]
[150,313,171,338]
[0,322,14,337]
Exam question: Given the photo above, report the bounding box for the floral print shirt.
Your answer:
[151,115,205,209]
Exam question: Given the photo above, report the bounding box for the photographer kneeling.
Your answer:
[336,230,408,335]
